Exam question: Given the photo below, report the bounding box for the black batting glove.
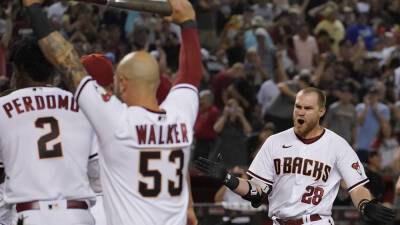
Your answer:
[194,157,239,190]
[360,199,395,224]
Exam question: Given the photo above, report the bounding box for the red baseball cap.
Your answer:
[81,54,114,86]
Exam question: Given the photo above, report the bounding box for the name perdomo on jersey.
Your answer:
[274,157,331,182]
[135,123,189,145]
[2,94,79,118]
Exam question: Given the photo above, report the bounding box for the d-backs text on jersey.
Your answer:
[274,157,332,182]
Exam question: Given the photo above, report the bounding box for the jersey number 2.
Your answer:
[139,149,184,197]
[301,185,324,205]
[35,117,63,159]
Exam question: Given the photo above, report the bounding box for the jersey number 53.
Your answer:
[139,150,184,197]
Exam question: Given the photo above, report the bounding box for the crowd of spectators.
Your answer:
[2,0,400,210]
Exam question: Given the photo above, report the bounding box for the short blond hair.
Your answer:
[299,87,326,108]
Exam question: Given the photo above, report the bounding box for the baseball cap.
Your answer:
[81,54,114,86]
[255,28,268,37]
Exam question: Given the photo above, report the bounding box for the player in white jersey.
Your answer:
[0,37,98,225]
[24,0,200,224]
[196,87,395,225]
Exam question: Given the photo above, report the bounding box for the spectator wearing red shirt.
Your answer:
[193,90,220,161]
[212,62,244,109]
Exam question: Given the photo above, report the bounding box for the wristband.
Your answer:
[358,199,370,215]
[180,20,197,29]
[224,173,239,190]
[27,3,55,39]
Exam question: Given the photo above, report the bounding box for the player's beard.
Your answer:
[294,117,318,138]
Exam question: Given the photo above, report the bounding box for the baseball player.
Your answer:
[196,87,395,225]
[23,0,201,224]
[0,36,98,225]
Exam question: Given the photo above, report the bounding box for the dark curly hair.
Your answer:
[9,36,55,82]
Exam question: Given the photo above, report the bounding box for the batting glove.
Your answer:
[359,199,395,224]
[194,157,239,190]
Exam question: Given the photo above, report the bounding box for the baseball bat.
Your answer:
[70,0,172,16]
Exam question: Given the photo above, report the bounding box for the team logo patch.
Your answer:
[94,83,113,102]
[351,162,362,176]
[101,91,113,102]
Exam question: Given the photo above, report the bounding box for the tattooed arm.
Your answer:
[23,0,87,92]
[38,32,87,92]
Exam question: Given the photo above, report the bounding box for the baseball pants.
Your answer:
[13,200,94,225]
[90,195,107,225]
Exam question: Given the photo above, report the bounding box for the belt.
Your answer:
[16,200,88,213]
[269,214,322,225]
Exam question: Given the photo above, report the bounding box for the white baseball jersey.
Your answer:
[0,87,98,203]
[248,128,368,219]
[75,77,198,225]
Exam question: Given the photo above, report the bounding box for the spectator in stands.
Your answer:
[0,3,12,79]
[47,0,69,29]
[365,152,385,201]
[293,22,319,71]
[251,0,279,22]
[212,62,244,109]
[214,166,251,225]
[323,84,357,146]
[263,72,312,132]
[314,4,345,54]
[363,152,387,225]
[246,122,275,161]
[257,50,288,119]
[193,90,220,161]
[243,47,268,88]
[356,87,390,163]
[371,120,400,171]
[226,60,257,117]
[226,32,246,67]
[211,98,252,168]
[195,0,221,51]
[346,13,375,51]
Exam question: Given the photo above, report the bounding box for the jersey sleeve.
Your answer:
[160,84,199,127]
[247,138,275,186]
[89,135,99,162]
[336,141,369,192]
[74,77,126,141]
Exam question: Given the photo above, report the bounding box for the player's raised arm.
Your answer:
[23,0,86,92]
[168,0,202,88]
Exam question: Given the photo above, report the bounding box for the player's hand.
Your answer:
[165,0,196,24]
[187,207,198,225]
[361,199,395,223]
[195,157,227,183]
[23,0,43,7]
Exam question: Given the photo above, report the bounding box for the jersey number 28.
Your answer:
[35,117,63,159]
[301,185,324,205]
[139,150,184,197]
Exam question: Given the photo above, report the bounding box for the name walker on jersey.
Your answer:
[135,123,189,145]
